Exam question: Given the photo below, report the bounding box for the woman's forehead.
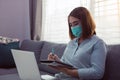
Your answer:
[69,16,80,23]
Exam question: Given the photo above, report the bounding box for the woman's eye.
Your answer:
[69,21,80,27]
[73,22,79,26]
[74,23,79,26]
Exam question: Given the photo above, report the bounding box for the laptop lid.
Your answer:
[11,49,41,80]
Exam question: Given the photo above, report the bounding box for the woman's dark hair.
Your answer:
[68,7,96,40]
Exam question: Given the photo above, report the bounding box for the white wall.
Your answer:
[0,0,30,41]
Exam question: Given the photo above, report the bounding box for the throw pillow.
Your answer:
[0,42,19,68]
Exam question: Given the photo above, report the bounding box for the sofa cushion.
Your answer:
[0,42,19,68]
[20,40,44,62]
[102,44,120,80]
[39,41,66,74]
[40,41,66,60]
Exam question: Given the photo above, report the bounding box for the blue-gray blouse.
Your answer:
[56,35,107,80]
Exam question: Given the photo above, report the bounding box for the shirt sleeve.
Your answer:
[60,45,67,62]
[60,40,72,62]
[78,39,107,79]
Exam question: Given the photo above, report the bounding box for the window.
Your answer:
[41,0,120,44]
[41,0,89,43]
[93,0,120,44]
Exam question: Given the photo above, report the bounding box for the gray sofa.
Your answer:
[0,39,120,80]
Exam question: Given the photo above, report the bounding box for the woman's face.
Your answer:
[69,16,81,27]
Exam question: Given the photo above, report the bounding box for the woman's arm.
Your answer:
[59,68,79,78]
[77,40,107,79]
[50,66,79,78]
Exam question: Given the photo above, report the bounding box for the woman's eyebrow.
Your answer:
[73,21,79,24]
[70,21,79,24]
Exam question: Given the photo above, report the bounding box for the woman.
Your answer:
[48,7,107,80]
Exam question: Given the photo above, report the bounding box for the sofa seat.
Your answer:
[0,39,120,80]
[0,68,17,75]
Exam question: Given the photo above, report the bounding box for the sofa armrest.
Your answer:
[102,44,120,80]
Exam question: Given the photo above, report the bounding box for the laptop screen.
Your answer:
[11,49,41,80]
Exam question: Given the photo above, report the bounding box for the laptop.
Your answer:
[11,49,57,80]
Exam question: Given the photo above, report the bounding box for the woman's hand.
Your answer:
[48,53,79,78]
[49,66,70,74]
[47,52,60,61]
[50,66,79,78]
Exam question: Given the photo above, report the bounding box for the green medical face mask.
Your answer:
[71,25,82,37]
